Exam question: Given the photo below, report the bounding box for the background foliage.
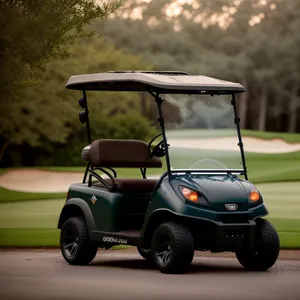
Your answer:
[1,0,300,167]
[98,0,300,132]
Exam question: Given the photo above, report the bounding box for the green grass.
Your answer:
[242,130,300,143]
[166,149,300,184]
[254,182,300,248]
[0,182,299,248]
[0,199,64,229]
[0,199,63,246]
[1,227,298,248]
[246,152,300,184]
[166,129,300,143]
[0,187,65,203]
[0,228,59,247]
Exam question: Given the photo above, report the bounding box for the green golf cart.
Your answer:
[58,71,280,274]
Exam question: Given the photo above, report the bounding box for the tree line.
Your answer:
[1,0,299,167]
[98,0,300,133]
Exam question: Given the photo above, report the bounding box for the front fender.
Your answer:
[57,198,96,235]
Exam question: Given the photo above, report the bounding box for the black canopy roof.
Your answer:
[66,71,246,94]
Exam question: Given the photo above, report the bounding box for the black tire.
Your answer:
[236,218,280,271]
[60,217,98,265]
[137,246,152,260]
[151,221,194,274]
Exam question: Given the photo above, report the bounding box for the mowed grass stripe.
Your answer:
[0,228,59,247]
[0,199,64,228]
[256,182,300,219]
[0,182,299,248]
[0,187,65,203]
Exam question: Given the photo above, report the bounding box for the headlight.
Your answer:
[179,186,208,205]
[249,185,260,202]
[181,187,199,202]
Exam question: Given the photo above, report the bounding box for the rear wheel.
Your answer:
[60,217,98,265]
[236,218,280,271]
[137,246,152,260]
[151,222,194,274]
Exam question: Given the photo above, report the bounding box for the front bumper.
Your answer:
[211,220,256,252]
[180,202,265,251]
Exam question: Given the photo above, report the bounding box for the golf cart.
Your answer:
[58,71,280,274]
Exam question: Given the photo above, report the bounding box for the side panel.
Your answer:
[67,183,151,232]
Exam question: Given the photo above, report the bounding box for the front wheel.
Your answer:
[236,219,280,271]
[151,222,194,274]
[60,217,98,265]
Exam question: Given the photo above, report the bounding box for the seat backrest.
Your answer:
[82,139,162,168]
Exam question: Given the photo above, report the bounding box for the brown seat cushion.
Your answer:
[95,178,158,191]
[88,139,162,168]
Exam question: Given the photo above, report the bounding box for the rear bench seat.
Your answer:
[94,178,158,191]
[82,139,162,192]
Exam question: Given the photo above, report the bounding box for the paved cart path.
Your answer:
[0,249,299,300]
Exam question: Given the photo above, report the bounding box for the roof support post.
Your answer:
[151,92,172,176]
[81,90,92,183]
[82,90,92,145]
[231,94,248,180]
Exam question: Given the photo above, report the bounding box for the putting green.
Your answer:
[0,182,299,248]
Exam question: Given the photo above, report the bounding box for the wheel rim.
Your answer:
[62,227,79,259]
[155,234,173,266]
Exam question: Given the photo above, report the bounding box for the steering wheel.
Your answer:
[148,133,168,158]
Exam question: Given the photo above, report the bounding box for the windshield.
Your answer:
[163,94,244,172]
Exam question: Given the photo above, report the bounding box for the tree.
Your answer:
[0,0,120,104]
[0,35,157,166]
[261,0,300,132]
[0,0,121,164]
